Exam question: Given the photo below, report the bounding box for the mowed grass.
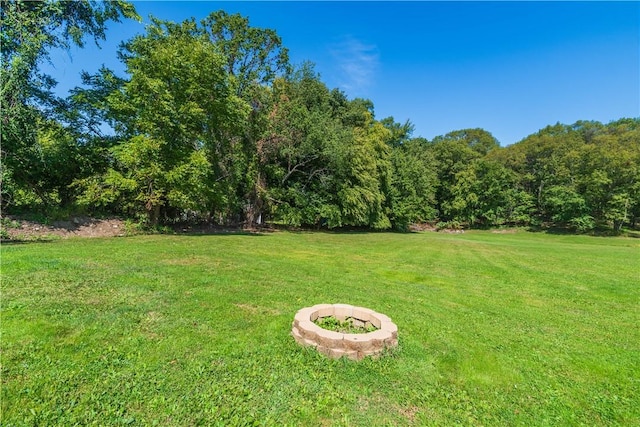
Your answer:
[2,230,639,426]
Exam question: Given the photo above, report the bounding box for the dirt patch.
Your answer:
[491,228,519,234]
[2,216,128,240]
[409,223,437,232]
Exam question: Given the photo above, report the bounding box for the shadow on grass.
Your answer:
[176,231,268,237]
[526,225,637,238]
[174,222,382,236]
[527,226,579,235]
[170,224,270,237]
[266,222,412,235]
[1,238,58,245]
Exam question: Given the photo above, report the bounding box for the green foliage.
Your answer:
[436,220,463,231]
[445,159,533,227]
[77,18,251,224]
[336,119,392,229]
[259,66,394,229]
[430,129,500,225]
[380,116,414,148]
[495,118,640,231]
[314,316,377,334]
[0,217,19,240]
[259,67,341,227]
[201,10,291,226]
[388,138,438,230]
[2,3,637,233]
[202,10,290,95]
[1,0,139,211]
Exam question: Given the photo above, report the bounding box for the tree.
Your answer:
[469,159,533,227]
[201,11,290,225]
[435,128,500,156]
[380,116,414,148]
[494,123,584,225]
[259,66,340,227]
[1,0,138,210]
[201,10,290,96]
[388,137,438,230]
[543,185,593,231]
[336,118,392,229]
[255,64,395,229]
[492,119,640,231]
[429,129,499,222]
[575,119,640,231]
[76,18,248,224]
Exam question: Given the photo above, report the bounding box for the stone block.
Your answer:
[376,313,392,323]
[352,306,375,323]
[292,326,302,339]
[352,318,365,328]
[332,303,353,321]
[309,304,333,321]
[346,350,361,361]
[366,329,392,346]
[304,321,323,336]
[329,348,349,359]
[317,345,333,358]
[370,312,392,328]
[316,328,344,348]
[381,321,398,339]
[344,333,376,352]
[294,308,314,324]
[298,320,318,341]
[369,315,382,329]
[315,306,335,318]
[306,321,324,335]
[291,329,306,346]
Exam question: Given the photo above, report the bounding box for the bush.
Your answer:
[436,220,463,231]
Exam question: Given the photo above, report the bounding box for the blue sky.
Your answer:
[45,1,639,146]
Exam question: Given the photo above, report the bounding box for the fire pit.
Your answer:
[291,303,398,361]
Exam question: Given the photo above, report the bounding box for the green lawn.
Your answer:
[2,230,639,426]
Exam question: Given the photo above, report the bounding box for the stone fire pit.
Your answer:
[291,303,398,361]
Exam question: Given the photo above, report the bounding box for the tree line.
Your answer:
[2,1,639,232]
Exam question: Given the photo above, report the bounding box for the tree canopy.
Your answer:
[2,3,638,233]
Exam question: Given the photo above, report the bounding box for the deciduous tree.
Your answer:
[1,0,138,209]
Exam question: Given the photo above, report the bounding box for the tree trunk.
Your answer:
[147,203,160,227]
[245,172,265,228]
[613,219,623,233]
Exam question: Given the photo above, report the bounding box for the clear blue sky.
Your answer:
[45,1,639,146]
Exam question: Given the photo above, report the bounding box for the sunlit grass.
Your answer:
[2,230,639,425]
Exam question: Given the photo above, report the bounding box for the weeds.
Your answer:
[314,316,377,334]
